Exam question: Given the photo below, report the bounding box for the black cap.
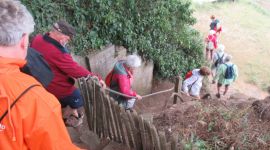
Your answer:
[53,20,76,38]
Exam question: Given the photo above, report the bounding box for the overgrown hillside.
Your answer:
[193,0,270,92]
[22,0,206,78]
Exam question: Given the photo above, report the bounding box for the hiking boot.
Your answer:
[125,108,134,112]
[216,93,221,98]
[201,93,211,99]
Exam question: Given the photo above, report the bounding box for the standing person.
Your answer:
[205,30,218,60]
[105,54,142,111]
[0,0,80,149]
[211,44,226,81]
[213,55,238,98]
[210,15,222,35]
[30,20,106,127]
[182,67,211,99]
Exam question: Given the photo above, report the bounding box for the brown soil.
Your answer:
[136,78,270,149]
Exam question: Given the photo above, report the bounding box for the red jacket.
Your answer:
[214,26,222,34]
[31,33,97,99]
[206,34,217,49]
[106,60,136,100]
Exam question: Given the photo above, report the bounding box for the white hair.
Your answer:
[217,44,225,52]
[126,54,142,68]
[224,55,232,62]
[209,30,216,35]
[0,0,35,46]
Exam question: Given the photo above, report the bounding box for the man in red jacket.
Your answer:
[31,20,105,127]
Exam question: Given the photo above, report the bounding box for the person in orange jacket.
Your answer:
[0,1,80,149]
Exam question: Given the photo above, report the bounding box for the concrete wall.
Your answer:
[73,45,154,95]
[132,60,153,95]
[87,45,126,79]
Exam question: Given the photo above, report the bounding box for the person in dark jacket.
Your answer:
[106,54,142,110]
[210,15,222,35]
[30,20,105,127]
[21,47,53,88]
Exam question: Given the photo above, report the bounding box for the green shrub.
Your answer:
[22,0,205,78]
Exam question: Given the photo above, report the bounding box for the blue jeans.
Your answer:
[59,89,84,109]
[119,98,136,109]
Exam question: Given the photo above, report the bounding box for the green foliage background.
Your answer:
[22,0,205,78]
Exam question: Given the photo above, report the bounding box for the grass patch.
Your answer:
[193,0,270,90]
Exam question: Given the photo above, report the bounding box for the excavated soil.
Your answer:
[136,79,270,149]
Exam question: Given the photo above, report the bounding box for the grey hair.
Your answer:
[224,55,232,62]
[217,44,225,53]
[0,0,35,46]
[125,54,142,68]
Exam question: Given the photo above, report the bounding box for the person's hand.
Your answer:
[99,80,106,89]
[184,92,190,97]
[136,94,142,100]
[180,91,189,97]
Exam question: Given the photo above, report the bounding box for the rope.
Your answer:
[141,87,174,98]
[104,87,137,99]
[84,76,174,99]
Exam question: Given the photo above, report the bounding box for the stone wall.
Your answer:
[87,45,126,79]
[132,60,153,95]
[72,45,154,95]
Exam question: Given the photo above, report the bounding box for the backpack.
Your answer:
[214,54,224,67]
[21,48,53,87]
[0,84,40,123]
[224,64,234,79]
[105,70,114,87]
[185,71,193,80]
[207,41,214,50]
[206,35,215,50]
[210,19,219,30]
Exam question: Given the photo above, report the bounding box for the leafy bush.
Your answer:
[22,0,205,78]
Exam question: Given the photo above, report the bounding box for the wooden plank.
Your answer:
[127,111,142,150]
[79,79,90,128]
[106,97,118,141]
[111,100,121,142]
[100,91,109,138]
[138,116,147,150]
[98,89,106,138]
[123,110,135,149]
[84,78,94,131]
[87,80,94,131]
[174,76,181,104]
[127,111,138,150]
[102,92,113,140]
[132,113,142,150]
[145,120,154,150]
[159,132,167,150]
[92,80,97,134]
[171,136,177,150]
[116,103,128,145]
[119,107,131,148]
[95,84,101,137]
[150,125,161,150]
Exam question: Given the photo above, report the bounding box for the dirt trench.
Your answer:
[135,79,270,149]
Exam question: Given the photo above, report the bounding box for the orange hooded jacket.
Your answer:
[0,57,80,150]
